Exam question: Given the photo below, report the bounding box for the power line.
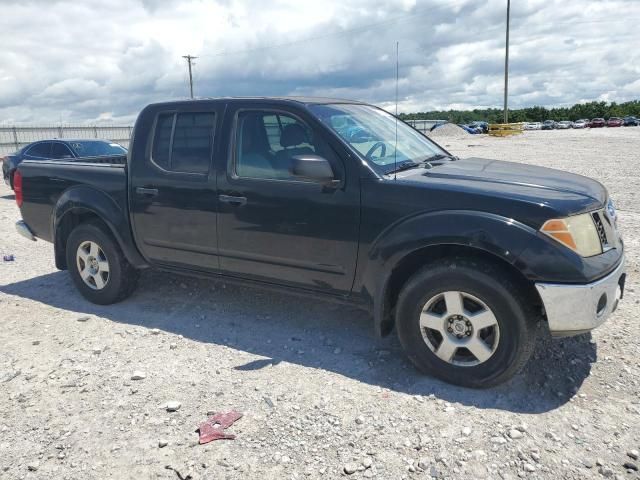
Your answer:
[182,55,197,98]
[194,11,635,65]
[198,0,470,60]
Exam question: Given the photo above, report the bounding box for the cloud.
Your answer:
[0,0,638,124]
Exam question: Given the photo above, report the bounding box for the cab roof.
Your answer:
[146,96,367,109]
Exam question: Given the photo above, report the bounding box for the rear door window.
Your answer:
[151,112,215,174]
[26,142,52,158]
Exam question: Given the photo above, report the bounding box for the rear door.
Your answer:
[130,103,223,271]
[215,102,360,294]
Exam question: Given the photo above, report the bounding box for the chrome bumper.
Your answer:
[15,220,36,241]
[535,255,626,337]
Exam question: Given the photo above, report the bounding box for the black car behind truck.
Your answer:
[13,97,626,388]
[3,139,127,189]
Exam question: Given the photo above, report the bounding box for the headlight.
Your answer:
[540,213,602,257]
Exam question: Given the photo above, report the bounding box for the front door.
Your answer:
[130,104,222,271]
[216,104,360,294]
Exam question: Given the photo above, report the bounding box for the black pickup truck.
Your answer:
[14,97,626,388]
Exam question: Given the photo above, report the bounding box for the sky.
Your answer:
[0,0,639,124]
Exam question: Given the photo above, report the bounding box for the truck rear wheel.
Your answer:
[396,258,537,388]
[66,222,139,304]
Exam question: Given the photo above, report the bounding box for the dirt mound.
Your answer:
[427,122,468,138]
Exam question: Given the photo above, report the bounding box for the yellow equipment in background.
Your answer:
[488,123,524,136]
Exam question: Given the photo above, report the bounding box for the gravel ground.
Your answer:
[1,128,638,480]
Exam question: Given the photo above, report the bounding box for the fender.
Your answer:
[53,185,148,269]
[355,210,540,336]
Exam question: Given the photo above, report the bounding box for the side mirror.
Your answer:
[291,154,338,186]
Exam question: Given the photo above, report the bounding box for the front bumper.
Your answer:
[535,255,626,337]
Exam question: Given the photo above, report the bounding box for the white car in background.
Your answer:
[573,119,589,129]
[556,121,573,129]
[524,122,542,130]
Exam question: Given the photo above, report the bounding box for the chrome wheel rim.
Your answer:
[420,291,500,366]
[76,241,110,290]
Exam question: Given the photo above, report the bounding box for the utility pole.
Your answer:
[182,54,197,99]
[503,0,510,124]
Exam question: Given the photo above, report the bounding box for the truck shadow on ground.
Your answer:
[1,269,597,414]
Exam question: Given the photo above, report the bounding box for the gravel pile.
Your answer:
[0,128,638,479]
[426,122,469,139]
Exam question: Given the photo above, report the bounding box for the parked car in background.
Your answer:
[556,121,572,129]
[623,116,639,126]
[607,117,623,127]
[458,124,481,134]
[590,118,606,128]
[2,139,127,189]
[13,96,626,388]
[524,122,542,130]
[469,121,489,134]
[573,119,589,129]
[542,120,556,130]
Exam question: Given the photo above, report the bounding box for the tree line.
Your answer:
[398,100,640,123]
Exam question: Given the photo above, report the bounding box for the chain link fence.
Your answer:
[0,125,133,155]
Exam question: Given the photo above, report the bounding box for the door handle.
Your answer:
[219,194,247,206]
[135,187,158,197]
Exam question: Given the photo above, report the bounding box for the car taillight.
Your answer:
[14,170,23,207]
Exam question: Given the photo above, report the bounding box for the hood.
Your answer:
[394,157,607,226]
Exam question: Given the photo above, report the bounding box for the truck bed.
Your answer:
[17,158,128,242]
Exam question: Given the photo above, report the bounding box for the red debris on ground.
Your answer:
[197,410,243,444]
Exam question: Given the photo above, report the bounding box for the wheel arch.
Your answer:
[375,244,544,337]
[53,186,147,270]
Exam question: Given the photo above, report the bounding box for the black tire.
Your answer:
[396,257,538,388]
[66,221,139,305]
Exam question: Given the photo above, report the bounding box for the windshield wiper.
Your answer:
[423,153,459,162]
[385,160,421,174]
[385,153,458,175]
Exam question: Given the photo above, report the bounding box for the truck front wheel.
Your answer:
[66,222,139,305]
[396,258,537,388]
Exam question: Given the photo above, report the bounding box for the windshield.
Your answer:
[68,141,127,157]
[308,103,447,174]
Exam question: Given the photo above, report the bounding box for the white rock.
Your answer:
[165,401,181,412]
[509,429,524,439]
[628,450,639,461]
[490,436,507,444]
[344,463,358,475]
[523,463,536,473]
[462,427,472,436]
[131,371,146,380]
